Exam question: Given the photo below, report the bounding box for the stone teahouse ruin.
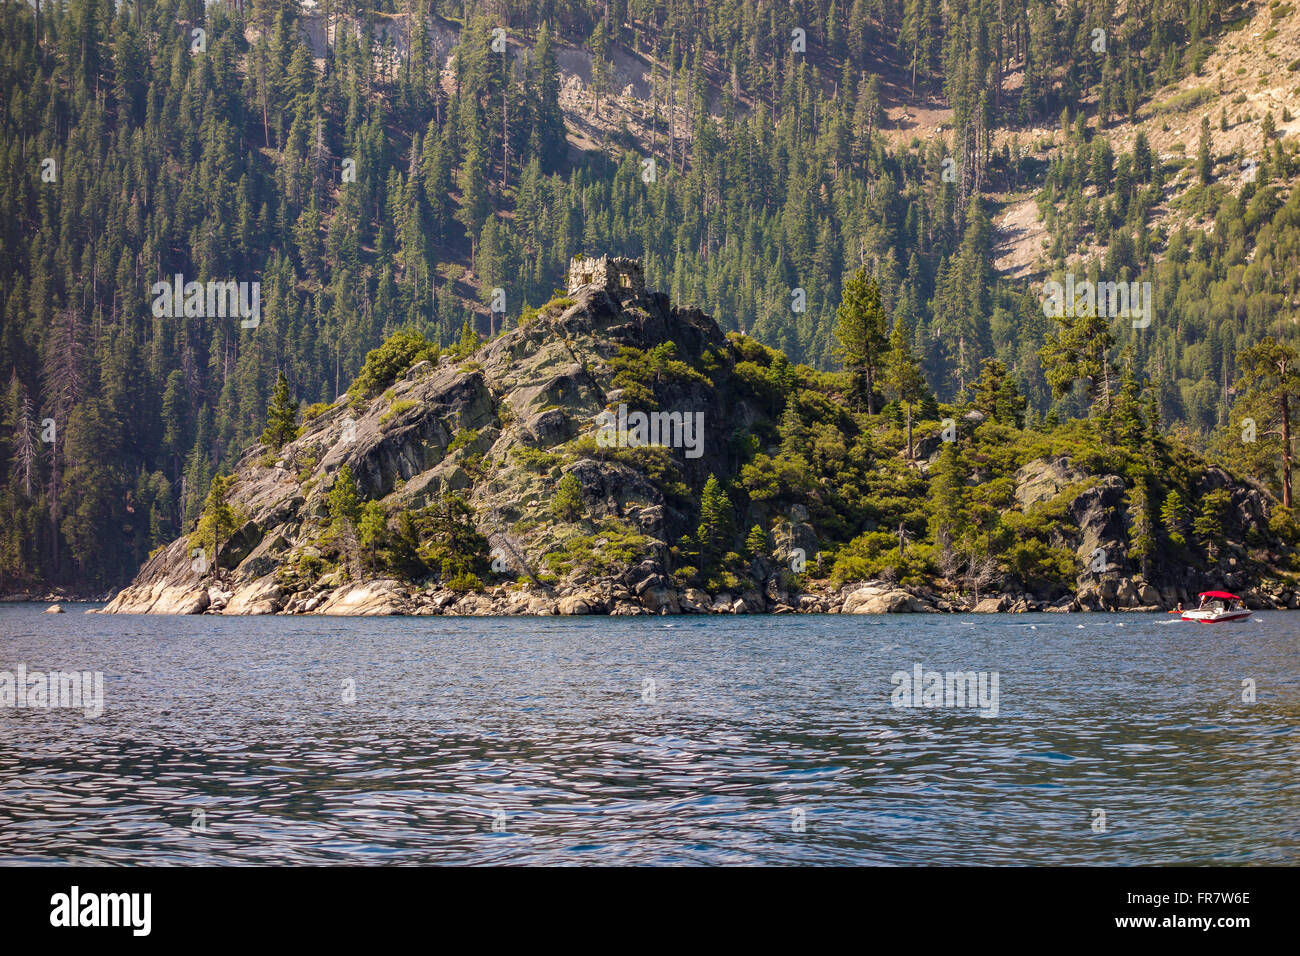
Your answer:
[567,255,646,297]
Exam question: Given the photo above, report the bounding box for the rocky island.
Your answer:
[102,258,1299,617]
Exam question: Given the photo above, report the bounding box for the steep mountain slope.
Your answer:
[993,0,1300,278]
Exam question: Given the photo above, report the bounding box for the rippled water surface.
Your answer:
[1,604,1298,865]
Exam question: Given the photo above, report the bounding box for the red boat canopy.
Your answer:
[1198,591,1241,600]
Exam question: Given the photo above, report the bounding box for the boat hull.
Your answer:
[1180,610,1251,623]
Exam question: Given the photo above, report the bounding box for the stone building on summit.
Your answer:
[567,255,645,297]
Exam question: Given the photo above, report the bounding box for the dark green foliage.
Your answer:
[831,531,936,587]
[414,494,489,591]
[1194,489,1232,558]
[971,360,1027,428]
[1161,489,1189,549]
[189,473,240,573]
[697,475,735,565]
[327,465,362,528]
[261,372,300,451]
[358,501,388,573]
[552,472,585,521]
[1039,302,1118,415]
[349,331,440,401]
[834,269,888,412]
[1226,338,1300,508]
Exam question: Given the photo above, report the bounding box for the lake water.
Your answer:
[1,604,1297,865]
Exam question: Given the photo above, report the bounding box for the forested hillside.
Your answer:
[1,0,1298,591]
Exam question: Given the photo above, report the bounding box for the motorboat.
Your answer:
[1180,591,1251,623]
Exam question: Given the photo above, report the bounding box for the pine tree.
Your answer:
[1126,476,1155,580]
[531,23,565,172]
[328,464,362,528]
[457,125,491,255]
[971,359,1027,428]
[191,472,239,574]
[7,374,37,497]
[927,442,969,571]
[835,267,888,413]
[697,474,734,564]
[1039,303,1117,415]
[1160,489,1188,549]
[1194,490,1231,560]
[358,501,388,573]
[1233,338,1300,508]
[552,472,584,520]
[886,316,928,457]
[779,396,810,459]
[261,371,300,451]
[1197,114,1213,185]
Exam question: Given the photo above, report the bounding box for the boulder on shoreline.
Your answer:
[842,585,931,614]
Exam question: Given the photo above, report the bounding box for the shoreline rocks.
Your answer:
[92,572,1291,617]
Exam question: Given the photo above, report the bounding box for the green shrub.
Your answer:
[543,520,654,577]
[609,343,710,408]
[348,330,439,400]
[412,495,490,587]
[379,399,417,425]
[295,451,319,483]
[731,360,784,410]
[552,472,584,520]
[447,428,480,453]
[1154,86,1215,115]
[443,568,484,592]
[1005,538,1077,591]
[512,446,560,472]
[831,531,935,586]
[300,402,332,423]
[1268,507,1300,546]
[566,435,690,502]
[327,465,361,527]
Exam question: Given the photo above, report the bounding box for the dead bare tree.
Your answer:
[964,551,1000,603]
[936,532,961,585]
[11,375,36,496]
